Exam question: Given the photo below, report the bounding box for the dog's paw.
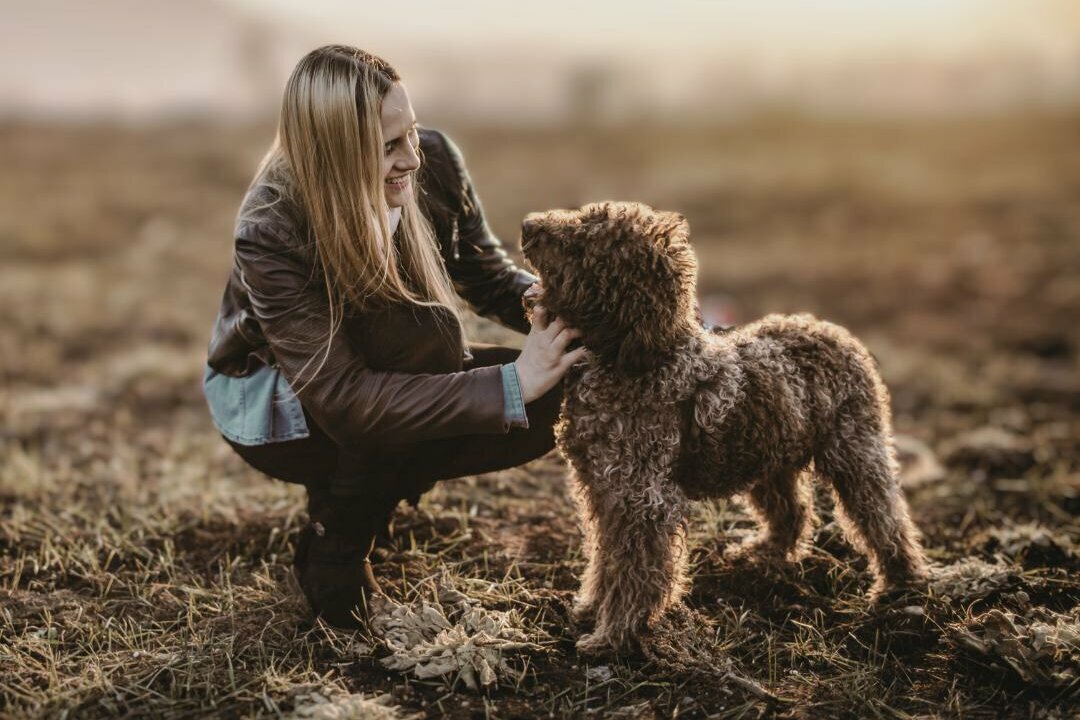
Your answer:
[725,536,791,566]
[868,575,930,608]
[575,632,618,657]
[571,599,597,625]
[576,630,643,658]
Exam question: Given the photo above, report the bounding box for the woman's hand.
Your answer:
[514,305,587,404]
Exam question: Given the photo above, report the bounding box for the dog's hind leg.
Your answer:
[815,408,928,595]
[735,468,816,563]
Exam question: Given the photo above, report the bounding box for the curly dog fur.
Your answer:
[520,201,929,656]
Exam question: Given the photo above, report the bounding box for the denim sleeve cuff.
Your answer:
[500,362,530,430]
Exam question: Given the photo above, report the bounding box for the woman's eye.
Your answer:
[384,140,394,154]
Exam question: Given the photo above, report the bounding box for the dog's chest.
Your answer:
[563,367,672,423]
[557,364,686,472]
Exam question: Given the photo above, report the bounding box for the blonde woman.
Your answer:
[203,45,586,628]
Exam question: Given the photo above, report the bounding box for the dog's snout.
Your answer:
[521,217,539,236]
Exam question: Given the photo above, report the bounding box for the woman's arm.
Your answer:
[234,220,511,448]
[425,129,537,334]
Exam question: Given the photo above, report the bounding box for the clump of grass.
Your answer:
[946,606,1080,690]
[357,576,549,691]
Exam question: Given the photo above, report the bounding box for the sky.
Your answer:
[222,0,1080,120]
[223,0,1079,64]
[2,0,1077,120]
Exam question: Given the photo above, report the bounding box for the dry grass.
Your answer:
[1,114,1078,718]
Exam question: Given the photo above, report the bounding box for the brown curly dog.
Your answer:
[520,201,929,657]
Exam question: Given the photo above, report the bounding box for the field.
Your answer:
[1,114,1078,718]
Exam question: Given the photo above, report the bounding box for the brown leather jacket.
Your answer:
[206,127,537,449]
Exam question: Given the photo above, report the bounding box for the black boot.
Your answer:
[292,491,397,629]
[372,502,397,549]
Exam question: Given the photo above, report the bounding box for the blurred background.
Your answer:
[2,4,1078,715]
[2,0,1077,481]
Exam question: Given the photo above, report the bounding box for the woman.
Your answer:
[202,45,586,628]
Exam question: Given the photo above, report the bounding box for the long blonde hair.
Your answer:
[245,45,466,389]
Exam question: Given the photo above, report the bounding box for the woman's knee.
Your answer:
[465,342,521,369]
[526,376,564,428]
[506,380,563,463]
[222,433,336,487]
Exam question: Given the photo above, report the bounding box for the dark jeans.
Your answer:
[222,343,563,508]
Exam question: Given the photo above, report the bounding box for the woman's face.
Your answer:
[380,82,420,209]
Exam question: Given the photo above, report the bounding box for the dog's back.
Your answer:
[676,314,885,499]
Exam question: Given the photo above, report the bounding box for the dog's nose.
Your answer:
[521,218,541,252]
[522,213,546,236]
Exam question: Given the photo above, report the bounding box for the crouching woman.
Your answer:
[202,45,585,628]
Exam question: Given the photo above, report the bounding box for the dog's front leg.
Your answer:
[567,467,602,624]
[576,478,690,657]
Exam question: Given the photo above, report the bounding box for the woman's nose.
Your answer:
[398,141,421,172]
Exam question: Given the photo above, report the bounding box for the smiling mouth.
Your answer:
[385,174,411,189]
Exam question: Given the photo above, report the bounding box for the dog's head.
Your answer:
[520,201,699,375]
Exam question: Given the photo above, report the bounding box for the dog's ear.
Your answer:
[651,212,698,290]
[611,212,696,374]
[615,323,667,375]
[663,212,690,246]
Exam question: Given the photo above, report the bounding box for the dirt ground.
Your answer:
[1,114,1077,718]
